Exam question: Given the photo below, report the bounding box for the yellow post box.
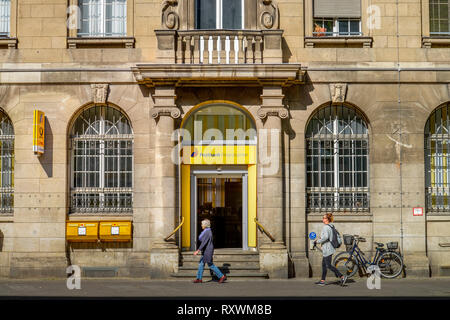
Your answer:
[99,221,132,242]
[66,222,99,242]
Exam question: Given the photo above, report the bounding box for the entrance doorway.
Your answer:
[197,177,242,248]
[190,167,248,251]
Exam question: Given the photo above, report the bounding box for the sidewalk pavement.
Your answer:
[0,277,450,298]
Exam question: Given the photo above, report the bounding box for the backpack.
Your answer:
[328,225,342,249]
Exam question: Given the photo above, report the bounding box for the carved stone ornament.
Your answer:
[257,107,289,119]
[258,0,279,30]
[161,0,179,30]
[151,107,181,119]
[91,84,109,104]
[329,83,348,104]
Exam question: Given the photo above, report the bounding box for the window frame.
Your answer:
[305,104,370,213]
[0,0,17,48]
[429,0,450,36]
[181,103,257,146]
[0,109,14,215]
[67,0,134,48]
[425,102,450,215]
[69,104,134,215]
[195,0,245,30]
[313,17,362,37]
[77,0,127,38]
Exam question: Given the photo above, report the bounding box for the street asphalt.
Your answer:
[0,277,449,298]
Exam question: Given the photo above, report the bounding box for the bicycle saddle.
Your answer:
[374,242,384,247]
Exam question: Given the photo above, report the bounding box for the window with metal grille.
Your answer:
[425,102,450,214]
[430,0,450,36]
[70,105,133,214]
[0,0,10,37]
[0,109,13,215]
[78,0,127,37]
[306,104,369,213]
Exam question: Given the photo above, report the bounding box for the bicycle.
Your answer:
[332,234,404,279]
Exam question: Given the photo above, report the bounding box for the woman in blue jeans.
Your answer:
[314,213,347,286]
[193,219,227,283]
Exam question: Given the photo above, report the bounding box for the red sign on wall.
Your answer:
[413,207,423,216]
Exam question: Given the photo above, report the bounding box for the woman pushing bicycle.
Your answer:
[314,213,347,287]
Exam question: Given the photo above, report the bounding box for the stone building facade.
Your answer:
[0,0,449,279]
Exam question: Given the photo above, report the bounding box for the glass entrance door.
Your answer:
[197,177,242,248]
[190,169,248,251]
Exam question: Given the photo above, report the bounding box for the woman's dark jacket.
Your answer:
[198,228,214,264]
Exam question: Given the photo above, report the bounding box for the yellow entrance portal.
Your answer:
[180,101,257,250]
[181,147,257,250]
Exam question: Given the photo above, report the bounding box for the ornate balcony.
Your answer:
[155,0,284,64]
[155,29,284,64]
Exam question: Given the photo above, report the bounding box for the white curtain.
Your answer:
[0,0,10,36]
[80,0,126,37]
[110,0,127,36]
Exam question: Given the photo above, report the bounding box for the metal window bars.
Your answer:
[70,105,133,214]
[0,110,14,215]
[306,104,369,213]
[425,102,450,213]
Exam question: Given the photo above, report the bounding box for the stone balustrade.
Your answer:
[155,29,283,64]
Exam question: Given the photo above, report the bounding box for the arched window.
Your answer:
[306,103,369,213]
[70,105,133,214]
[182,102,256,145]
[0,109,14,214]
[425,102,450,213]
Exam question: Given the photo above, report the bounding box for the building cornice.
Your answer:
[131,64,306,87]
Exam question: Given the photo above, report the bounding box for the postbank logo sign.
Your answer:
[33,110,45,154]
[183,145,256,165]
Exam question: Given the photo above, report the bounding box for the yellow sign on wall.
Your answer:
[33,110,45,155]
[182,145,256,165]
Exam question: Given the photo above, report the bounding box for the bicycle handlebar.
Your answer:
[352,235,366,242]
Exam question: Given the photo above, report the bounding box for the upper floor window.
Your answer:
[0,0,10,37]
[195,0,243,29]
[306,104,369,213]
[425,102,450,214]
[313,0,361,36]
[78,0,127,37]
[430,0,450,36]
[70,105,133,214]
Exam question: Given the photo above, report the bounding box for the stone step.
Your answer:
[178,265,260,271]
[181,251,260,263]
[172,270,269,280]
[181,256,260,264]
[181,261,260,268]
[173,249,268,280]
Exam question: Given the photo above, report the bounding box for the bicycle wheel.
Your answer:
[333,252,359,278]
[376,251,403,279]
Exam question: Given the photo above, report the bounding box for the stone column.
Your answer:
[257,86,289,278]
[149,86,181,278]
